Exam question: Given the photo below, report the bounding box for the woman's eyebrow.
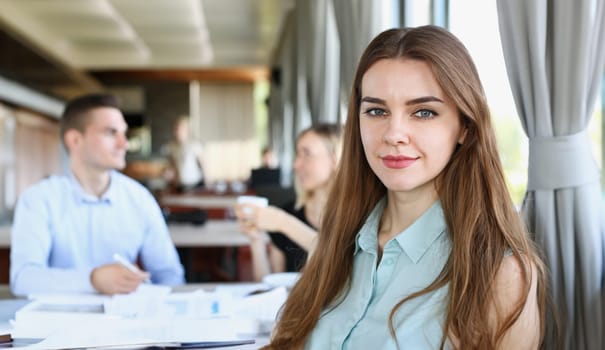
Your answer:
[360,96,444,105]
[405,96,444,105]
[360,96,386,104]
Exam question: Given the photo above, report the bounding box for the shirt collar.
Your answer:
[354,198,447,264]
[393,201,446,263]
[68,170,116,204]
[354,198,386,254]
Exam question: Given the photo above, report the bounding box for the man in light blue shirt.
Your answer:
[10,93,184,296]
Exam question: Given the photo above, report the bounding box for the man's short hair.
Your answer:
[60,93,120,143]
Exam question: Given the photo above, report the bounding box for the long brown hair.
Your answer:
[265,26,547,349]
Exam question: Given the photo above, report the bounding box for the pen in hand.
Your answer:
[113,253,151,283]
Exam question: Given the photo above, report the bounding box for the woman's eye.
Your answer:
[414,109,437,119]
[365,108,387,117]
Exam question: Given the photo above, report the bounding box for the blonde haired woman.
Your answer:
[236,123,342,281]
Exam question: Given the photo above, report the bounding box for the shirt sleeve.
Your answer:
[10,187,95,296]
[138,189,185,285]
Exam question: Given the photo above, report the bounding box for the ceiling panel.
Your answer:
[0,0,293,69]
[0,0,294,100]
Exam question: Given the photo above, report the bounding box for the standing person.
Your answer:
[265,26,546,349]
[235,123,342,281]
[10,93,185,297]
[163,116,205,192]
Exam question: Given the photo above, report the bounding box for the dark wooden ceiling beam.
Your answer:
[91,67,270,84]
[0,22,104,101]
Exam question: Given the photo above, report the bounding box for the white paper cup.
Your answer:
[237,195,269,216]
[237,195,269,207]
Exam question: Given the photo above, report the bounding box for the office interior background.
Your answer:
[0,0,603,349]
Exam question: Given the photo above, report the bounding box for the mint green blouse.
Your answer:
[305,199,452,349]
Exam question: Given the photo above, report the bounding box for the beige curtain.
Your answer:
[13,108,61,199]
[190,82,259,183]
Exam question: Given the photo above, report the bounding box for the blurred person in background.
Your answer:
[235,123,343,281]
[10,93,184,297]
[163,116,205,192]
[260,146,279,169]
[249,146,281,190]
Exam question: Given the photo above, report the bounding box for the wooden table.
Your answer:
[0,221,254,249]
[0,221,263,283]
[169,220,252,247]
[168,221,262,283]
[159,191,249,219]
[0,225,9,248]
[160,193,239,209]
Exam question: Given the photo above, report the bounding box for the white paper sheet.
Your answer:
[11,284,287,347]
[17,318,253,350]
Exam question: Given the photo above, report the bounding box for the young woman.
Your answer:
[236,123,342,281]
[265,26,546,349]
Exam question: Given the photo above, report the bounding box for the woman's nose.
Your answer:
[382,116,411,145]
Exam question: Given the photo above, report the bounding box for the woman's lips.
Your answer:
[381,155,418,169]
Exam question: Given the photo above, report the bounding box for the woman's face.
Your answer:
[294,131,335,192]
[359,58,465,199]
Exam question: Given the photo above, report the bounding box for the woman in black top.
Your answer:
[235,123,343,281]
[267,201,309,273]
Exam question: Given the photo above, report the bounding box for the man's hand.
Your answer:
[90,263,150,295]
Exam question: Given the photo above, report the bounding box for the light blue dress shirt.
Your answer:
[10,170,185,296]
[305,199,452,349]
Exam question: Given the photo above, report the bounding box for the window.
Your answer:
[449,0,528,203]
[402,0,432,27]
[450,1,602,204]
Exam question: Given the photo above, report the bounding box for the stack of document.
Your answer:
[17,318,256,350]
[10,284,288,349]
[11,294,113,339]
